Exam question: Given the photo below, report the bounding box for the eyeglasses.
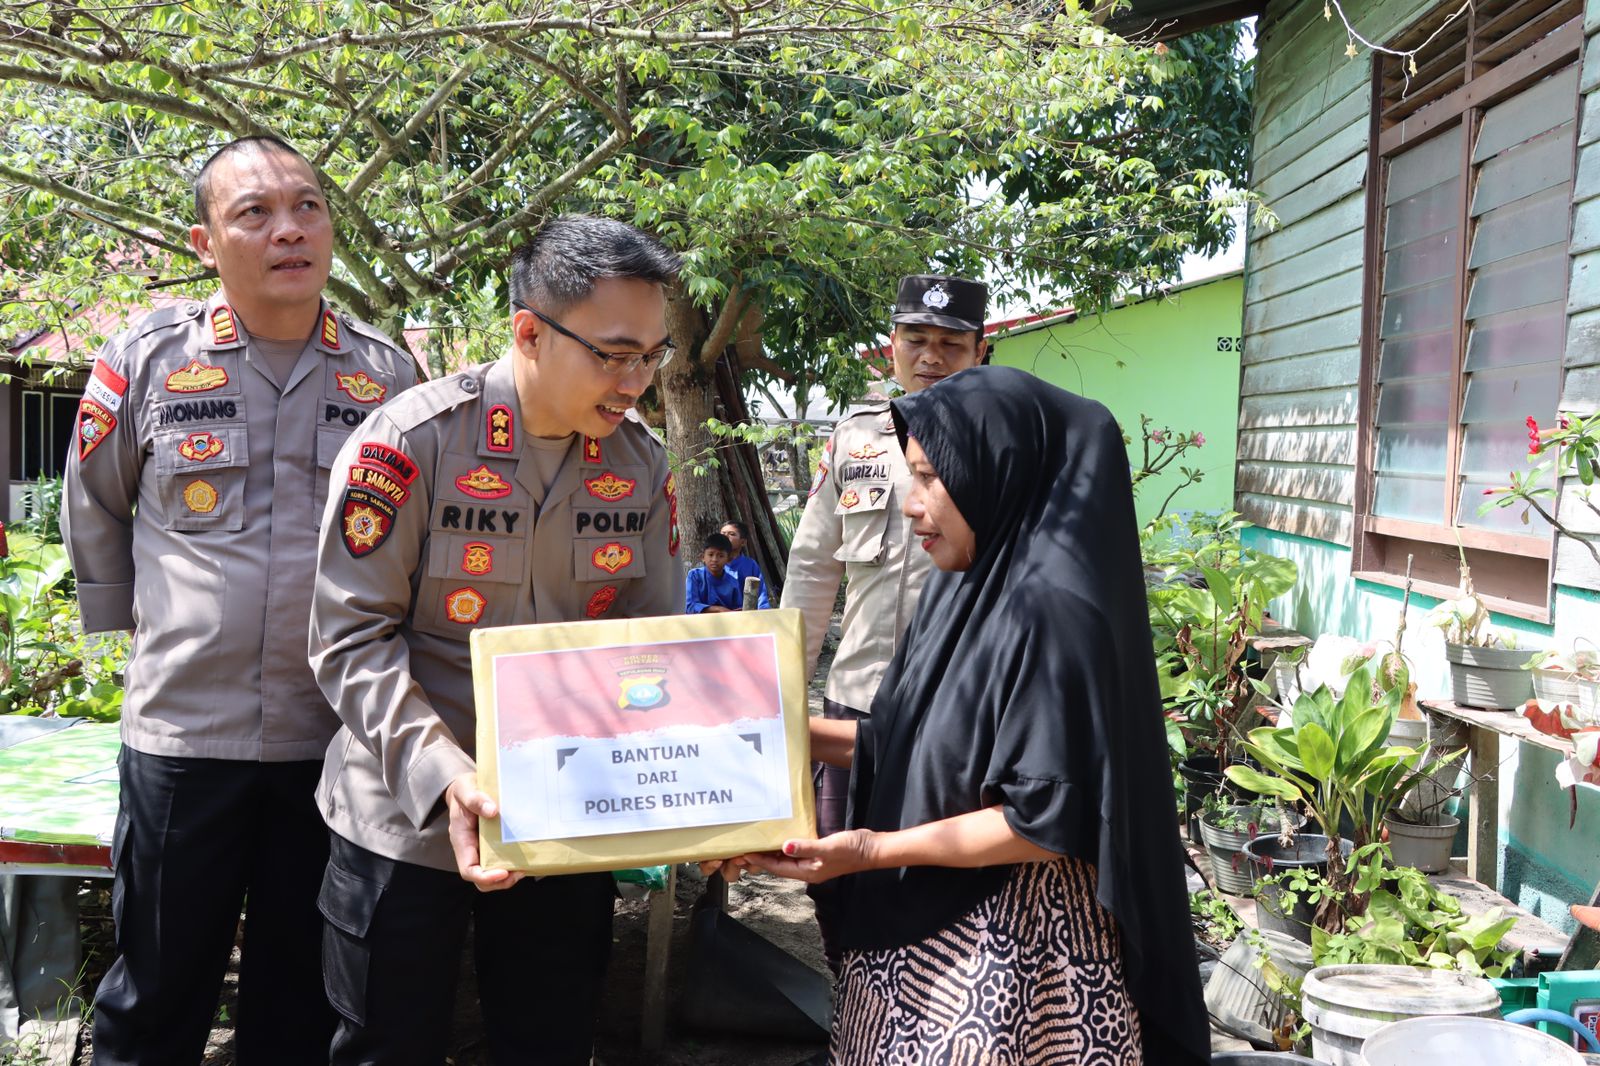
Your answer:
[513,300,676,375]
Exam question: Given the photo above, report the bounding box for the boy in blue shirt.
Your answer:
[720,519,771,609]
[686,532,743,613]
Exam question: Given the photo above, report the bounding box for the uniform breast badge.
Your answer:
[183,480,218,514]
[592,542,634,574]
[335,370,386,404]
[462,542,494,575]
[445,587,487,625]
[584,472,636,501]
[456,465,513,500]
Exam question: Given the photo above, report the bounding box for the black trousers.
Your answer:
[320,832,615,1066]
[807,698,866,972]
[92,749,335,1065]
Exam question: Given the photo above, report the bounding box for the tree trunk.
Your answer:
[662,285,724,554]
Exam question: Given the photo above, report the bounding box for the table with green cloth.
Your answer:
[0,718,118,876]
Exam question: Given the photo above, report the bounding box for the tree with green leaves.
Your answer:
[1,0,1255,565]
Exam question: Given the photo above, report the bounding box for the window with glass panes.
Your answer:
[1353,0,1582,617]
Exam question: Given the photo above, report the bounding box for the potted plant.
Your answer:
[1428,544,1533,710]
[1144,512,1298,832]
[1198,796,1304,896]
[1225,665,1464,931]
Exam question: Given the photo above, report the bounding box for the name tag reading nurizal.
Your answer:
[472,610,815,875]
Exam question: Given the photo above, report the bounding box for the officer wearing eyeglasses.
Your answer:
[307,215,683,1064]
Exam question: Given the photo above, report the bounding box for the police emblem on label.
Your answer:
[210,306,238,345]
[462,542,494,575]
[922,283,950,310]
[664,473,680,556]
[612,652,671,711]
[592,542,634,574]
[178,431,224,462]
[445,587,486,625]
[868,486,886,506]
[456,465,512,499]
[77,399,116,460]
[584,472,636,501]
[341,485,399,557]
[839,489,860,510]
[342,503,386,554]
[583,436,603,464]
[586,585,619,619]
[321,310,341,350]
[848,444,886,460]
[183,480,218,514]
[335,370,385,404]
[486,405,514,452]
[165,359,229,393]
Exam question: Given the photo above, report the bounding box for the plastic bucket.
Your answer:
[1360,1014,1584,1065]
[1200,806,1304,896]
[1212,1054,1324,1064]
[1303,964,1503,1066]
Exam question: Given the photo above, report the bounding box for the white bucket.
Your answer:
[1360,1015,1584,1065]
[1302,965,1503,1066]
[1388,717,1429,747]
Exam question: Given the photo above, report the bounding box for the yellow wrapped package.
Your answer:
[472,608,816,874]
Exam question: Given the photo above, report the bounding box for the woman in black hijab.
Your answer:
[734,366,1209,1064]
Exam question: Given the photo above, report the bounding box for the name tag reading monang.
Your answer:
[472,610,815,875]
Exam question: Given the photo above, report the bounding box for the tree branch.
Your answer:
[438,92,569,213]
[0,61,223,128]
[0,162,190,246]
[346,56,479,199]
[503,41,629,134]
[741,349,797,383]
[432,124,631,278]
[698,284,750,368]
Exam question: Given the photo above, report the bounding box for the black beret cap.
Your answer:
[891,275,988,332]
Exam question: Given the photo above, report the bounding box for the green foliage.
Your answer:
[11,477,65,543]
[1310,846,1518,978]
[1226,667,1465,907]
[1191,888,1244,946]
[0,532,127,721]
[1144,511,1297,762]
[0,0,1255,416]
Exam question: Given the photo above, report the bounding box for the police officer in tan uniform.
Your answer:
[308,216,682,1065]
[780,274,988,966]
[62,135,418,1065]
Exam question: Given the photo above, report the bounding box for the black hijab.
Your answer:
[838,365,1210,1064]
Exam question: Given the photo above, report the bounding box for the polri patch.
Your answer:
[335,370,385,404]
[584,471,636,502]
[486,405,514,452]
[462,542,494,575]
[445,587,486,625]
[456,465,512,500]
[592,542,634,574]
[77,399,116,460]
[356,442,419,484]
[341,487,397,557]
[165,359,229,393]
[586,585,618,619]
[664,473,680,557]
[183,480,218,514]
[178,431,224,462]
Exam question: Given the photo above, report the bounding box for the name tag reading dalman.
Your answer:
[472,609,815,875]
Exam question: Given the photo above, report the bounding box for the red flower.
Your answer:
[1527,415,1540,432]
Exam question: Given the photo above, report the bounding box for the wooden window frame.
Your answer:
[1351,6,1584,623]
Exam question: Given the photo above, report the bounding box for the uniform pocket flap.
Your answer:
[426,533,527,586]
[317,424,353,469]
[152,425,249,475]
[317,861,383,939]
[834,481,892,516]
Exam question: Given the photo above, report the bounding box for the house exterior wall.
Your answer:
[1242,0,1600,922]
[991,274,1244,526]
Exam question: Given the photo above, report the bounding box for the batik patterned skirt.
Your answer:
[830,857,1143,1065]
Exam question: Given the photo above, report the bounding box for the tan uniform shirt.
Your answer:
[62,292,419,761]
[779,404,931,714]
[310,358,682,870]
